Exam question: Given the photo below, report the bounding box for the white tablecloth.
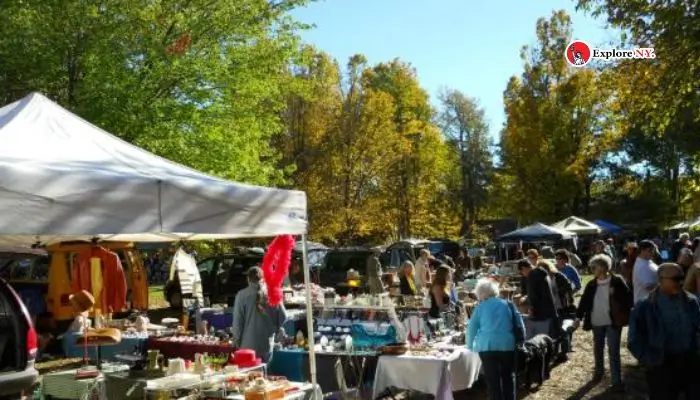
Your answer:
[372,347,481,400]
[225,383,322,400]
[42,364,129,399]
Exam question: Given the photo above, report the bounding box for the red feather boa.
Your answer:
[261,235,295,307]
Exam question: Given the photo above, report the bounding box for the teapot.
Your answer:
[135,315,149,332]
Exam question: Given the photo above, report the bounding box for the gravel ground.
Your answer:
[453,327,648,400]
[455,274,648,400]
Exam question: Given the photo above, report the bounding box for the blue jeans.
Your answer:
[479,351,516,400]
[592,325,622,385]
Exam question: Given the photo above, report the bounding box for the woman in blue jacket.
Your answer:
[467,278,525,400]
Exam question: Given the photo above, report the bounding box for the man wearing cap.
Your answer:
[627,263,700,399]
[632,240,659,304]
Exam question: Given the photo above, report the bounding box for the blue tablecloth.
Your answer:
[200,310,232,330]
[268,348,378,393]
[269,348,306,382]
[62,333,147,361]
[200,308,299,336]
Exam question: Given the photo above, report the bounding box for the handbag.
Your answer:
[507,301,525,345]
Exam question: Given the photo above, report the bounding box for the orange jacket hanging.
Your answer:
[72,247,128,312]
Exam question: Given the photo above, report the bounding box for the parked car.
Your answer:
[317,247,375,289]
[380,239,460,268]
[2,242,149,332]
[165,247,318,307]
[0,248,40,398]
[0,246,50,320]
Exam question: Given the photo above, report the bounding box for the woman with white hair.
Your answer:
[575,254,632,392]
[467,278,525,400]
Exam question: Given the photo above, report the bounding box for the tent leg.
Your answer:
[301,235,319,398]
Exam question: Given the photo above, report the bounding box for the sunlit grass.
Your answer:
[148,285,167,308]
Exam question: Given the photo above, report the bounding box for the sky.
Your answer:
[291,0,619,140]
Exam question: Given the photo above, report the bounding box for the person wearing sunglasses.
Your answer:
[627,263,700,399]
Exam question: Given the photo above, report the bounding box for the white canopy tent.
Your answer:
[0,93,320,394]
[668,217,700,230]
[551,216,602,235]
[496,222,576,242]
[0,93,307,245]
[668,221,690,230]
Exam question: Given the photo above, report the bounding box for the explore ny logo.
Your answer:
[565,40,655,67]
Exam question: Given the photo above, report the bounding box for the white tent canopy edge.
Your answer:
[0,93,307,244]
[551,215,602,235]
[0,93,319,397]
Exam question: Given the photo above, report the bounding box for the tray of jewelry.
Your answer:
[407,347,455,359]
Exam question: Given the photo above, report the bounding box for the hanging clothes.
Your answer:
[72,246,127,313]
[130,258,148,310]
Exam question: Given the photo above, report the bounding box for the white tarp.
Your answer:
[551,216,602,235]
[169,248,203,303]
[496,222,576,242]
[0,93,307,246]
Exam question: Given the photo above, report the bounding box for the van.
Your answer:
[44,242,148,329]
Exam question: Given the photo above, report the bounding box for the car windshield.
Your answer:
[425,241,459,257]
[306,249,327,268]
[4,255,49,281]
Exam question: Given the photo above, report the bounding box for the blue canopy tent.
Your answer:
[593,219,622,234]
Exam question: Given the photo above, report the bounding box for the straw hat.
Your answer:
[70,290,95,313]
[77,328,123,346]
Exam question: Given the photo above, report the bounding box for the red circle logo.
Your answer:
[565,41,591,67]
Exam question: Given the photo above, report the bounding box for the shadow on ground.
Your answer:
[453,327,648,400]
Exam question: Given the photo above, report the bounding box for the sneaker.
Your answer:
[592,372,604,382]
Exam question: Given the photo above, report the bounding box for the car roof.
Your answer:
[0,245,48,257]
[388,239,430,247]
[327,247,372,252]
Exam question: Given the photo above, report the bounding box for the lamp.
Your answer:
[71,290,123,378]
[70,290,99,378]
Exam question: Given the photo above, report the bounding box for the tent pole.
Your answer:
[301,235,319,398]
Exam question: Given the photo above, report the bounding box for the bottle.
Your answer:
[295,330,305,347]
[94,309,103,328]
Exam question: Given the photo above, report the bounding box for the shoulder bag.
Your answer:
[507,300,525,345]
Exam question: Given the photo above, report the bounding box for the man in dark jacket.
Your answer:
[628,263,700,400]
[455,248,472,280]
[518,259,558,339]
[670,233,690,266]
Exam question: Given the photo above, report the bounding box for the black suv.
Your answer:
[317,247,374,289]
[0,247,40,398]
[380,239,460,268]
[164,247,326,307]
[164,248,265,307]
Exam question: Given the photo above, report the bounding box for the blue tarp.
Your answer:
[593,219,622,233]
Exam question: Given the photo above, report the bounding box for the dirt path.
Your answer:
[456,327,648,400]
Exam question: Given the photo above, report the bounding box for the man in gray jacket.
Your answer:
[367,248,385,294]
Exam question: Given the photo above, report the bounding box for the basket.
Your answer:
[244,384,285,400]
[378,342,409,356]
